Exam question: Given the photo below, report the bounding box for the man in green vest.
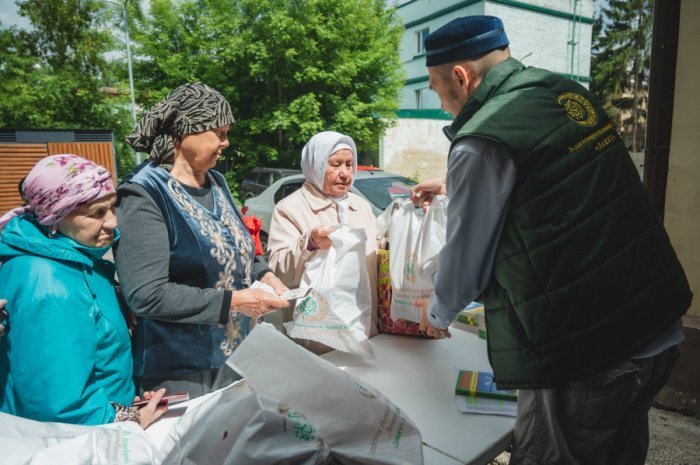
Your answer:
[411,15,692,465]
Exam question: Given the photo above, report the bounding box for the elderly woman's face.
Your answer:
[57,194,117,248]
[322,149,354,197]
[177,125,230,172]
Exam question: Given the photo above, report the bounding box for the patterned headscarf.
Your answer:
[126,82,235,166]
[0,154,115,231]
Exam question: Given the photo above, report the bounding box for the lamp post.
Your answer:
[518,52,533,62]
[107,0,141,165]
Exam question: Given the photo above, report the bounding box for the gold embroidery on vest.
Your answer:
[557,92,598,127]
[167,177,254,356]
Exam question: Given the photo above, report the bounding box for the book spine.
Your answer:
[455,371,517,401]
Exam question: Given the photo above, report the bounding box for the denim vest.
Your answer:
[125,163,255,378]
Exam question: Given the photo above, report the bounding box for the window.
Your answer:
[415,87,431,109]
[274,181,304,203]
[416,28,429,55]
[353,176,415,211]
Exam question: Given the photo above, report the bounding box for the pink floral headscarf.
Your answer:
[0,154,115,231]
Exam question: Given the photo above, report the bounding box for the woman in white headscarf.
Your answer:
[267,131,379,345]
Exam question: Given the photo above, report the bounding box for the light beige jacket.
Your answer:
[268,181,379,338]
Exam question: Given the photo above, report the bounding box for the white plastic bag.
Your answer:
[158,380,328,465]
[0,412,155,465]
[389,196,448,323]
[156,324,423,465]
[285,224,374,357]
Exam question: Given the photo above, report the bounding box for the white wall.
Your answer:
[665,0,700,318]
[381,118,451,181]
[487,1,592,80]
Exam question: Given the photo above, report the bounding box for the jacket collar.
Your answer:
[444,57,525,142]
[300,181,358,213]
[0,215,116,267]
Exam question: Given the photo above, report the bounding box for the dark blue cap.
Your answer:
[425,16,509,67]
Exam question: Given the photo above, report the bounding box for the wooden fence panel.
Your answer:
[47,142,117,182]
[0,144,48,215]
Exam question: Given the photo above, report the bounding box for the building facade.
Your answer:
[381,0,595,180]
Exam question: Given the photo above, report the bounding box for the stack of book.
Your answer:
[452,302,486,339]
[454,370,517,417]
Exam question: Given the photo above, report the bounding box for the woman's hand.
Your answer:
[231,289,289,319]
[0,299,7,338]
[259,271,289,296]
[135,388,168,429]
[127,311,139,331]
[309,226,334,250]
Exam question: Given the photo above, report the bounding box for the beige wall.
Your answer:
[665,1,700,318]
[380,118,450,182]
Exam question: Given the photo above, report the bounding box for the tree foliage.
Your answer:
[132,0,405,176]
[1,0,405,183]
[0,0,135,176]
[590,0,653,152]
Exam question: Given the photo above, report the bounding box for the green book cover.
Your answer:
[455,370,517,401]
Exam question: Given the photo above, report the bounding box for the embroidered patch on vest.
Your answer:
[557,92,597,127]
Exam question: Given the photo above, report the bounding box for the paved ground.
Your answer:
[646,407,700,464]
[488,406,700,464]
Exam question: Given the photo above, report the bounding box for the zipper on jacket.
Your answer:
[506,301,541,363]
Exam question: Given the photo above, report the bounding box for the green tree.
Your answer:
[132,0,404,181]
[0,1,135,177]
[591,0,653,152]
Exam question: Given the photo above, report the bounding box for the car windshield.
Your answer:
[353,176,415,210]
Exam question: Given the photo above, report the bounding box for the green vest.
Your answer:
[448,58,691,389]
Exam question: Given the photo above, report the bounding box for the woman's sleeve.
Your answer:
[266,202,316,288]
[115,184,229,325]
[252,255,273,281]
[5,260,116,425]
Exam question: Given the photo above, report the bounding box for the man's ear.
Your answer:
[451,65,471,92]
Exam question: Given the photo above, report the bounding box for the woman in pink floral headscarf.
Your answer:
[0,154,166,428]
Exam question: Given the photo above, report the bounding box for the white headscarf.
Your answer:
[301,131,358,223]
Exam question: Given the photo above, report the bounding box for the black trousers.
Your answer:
[509,345,680,465]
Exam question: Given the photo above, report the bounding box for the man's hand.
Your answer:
[410,177,447,211]
[414,298,451,339]
[420,318,452,339]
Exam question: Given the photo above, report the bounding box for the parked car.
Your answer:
[242,170,416,250]
[239,167,302,199]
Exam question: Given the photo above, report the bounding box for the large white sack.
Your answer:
[228,323,424,465]
[0,412,155,465]
[158,380,328,465]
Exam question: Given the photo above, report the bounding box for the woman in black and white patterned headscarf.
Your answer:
[116,82,289,397]
[126,82,235,168]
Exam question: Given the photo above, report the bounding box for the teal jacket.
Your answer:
[0,216,135,424]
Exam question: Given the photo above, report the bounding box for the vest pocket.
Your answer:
[506,301,542,362]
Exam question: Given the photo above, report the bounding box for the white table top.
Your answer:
[322,328,514,465]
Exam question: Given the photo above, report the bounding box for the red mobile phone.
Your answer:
[132,391,190,407]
